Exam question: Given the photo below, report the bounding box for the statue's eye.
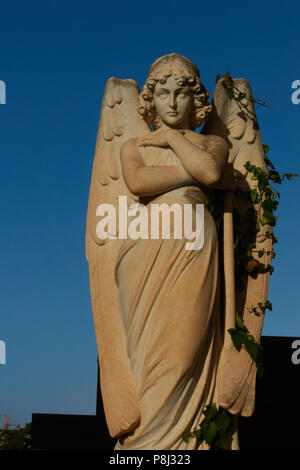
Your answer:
[159,92,168,98]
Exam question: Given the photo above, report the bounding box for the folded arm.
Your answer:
[166,130,229,186]
[120,138,195,197]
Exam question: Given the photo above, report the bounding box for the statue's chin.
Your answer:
[165,117,182,127]
[160,117,188,130]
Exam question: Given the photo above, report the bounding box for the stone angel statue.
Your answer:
[86,53,272,450]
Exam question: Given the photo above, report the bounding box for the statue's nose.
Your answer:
[169,94,177,109]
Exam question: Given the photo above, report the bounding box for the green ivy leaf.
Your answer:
[214,434,229,451]
[256,361,265,379]
[228,329,242,351]
[268,170,282,184]
[183,404,233,450]
[215,410,232,431]
[262,144,269,154]
[261,199,276,211]
[228,316,264,377]
[259,211,276,226]
[246,340,258,361]
[182,429,191,443]
[236,314,247,331]
[193,428,203,443]
[203,403,218,421]
[282,173,298,181]
[250,188,261,203]
[206,421,218,443]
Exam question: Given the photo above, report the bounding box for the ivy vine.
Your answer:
[217,71,274,109]
[228,314,265,378]
[184,72,298,449]
[183,404,233,450]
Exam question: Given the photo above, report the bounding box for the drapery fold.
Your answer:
[114,185,222,450]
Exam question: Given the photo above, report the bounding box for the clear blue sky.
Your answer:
[1,0,300,427]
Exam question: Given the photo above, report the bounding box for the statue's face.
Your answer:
[152,75,193,129]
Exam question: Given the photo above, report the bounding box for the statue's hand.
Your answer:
[137,129,184,148]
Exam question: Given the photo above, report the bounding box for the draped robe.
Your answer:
[114,146,223,450]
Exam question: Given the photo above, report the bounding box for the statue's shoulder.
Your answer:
[184,130,227,149]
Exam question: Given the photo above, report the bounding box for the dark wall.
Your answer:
[239,335,300,450]
[31,336,300,450]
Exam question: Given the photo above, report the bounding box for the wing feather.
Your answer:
[86,77,150,436]
[203,78,272,416]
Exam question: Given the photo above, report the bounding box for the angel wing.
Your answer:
[86,78,150,437]
[202,78,273,416]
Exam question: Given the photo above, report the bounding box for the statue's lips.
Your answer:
[167,112,178,116]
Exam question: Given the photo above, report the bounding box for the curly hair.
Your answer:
[138,53,212,130]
